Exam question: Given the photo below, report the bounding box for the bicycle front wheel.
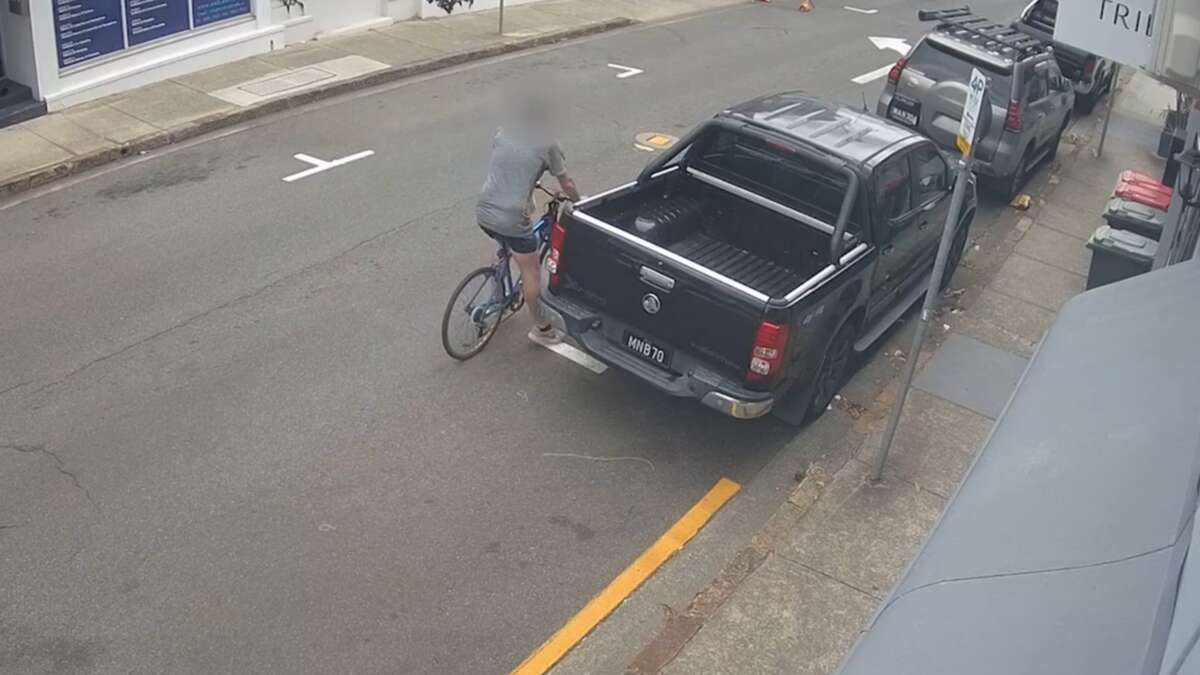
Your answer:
[442,267,503,360]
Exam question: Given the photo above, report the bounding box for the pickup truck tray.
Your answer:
[669,231,804,298]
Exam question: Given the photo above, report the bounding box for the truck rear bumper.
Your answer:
[543,292,774,420]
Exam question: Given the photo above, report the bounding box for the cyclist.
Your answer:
[476,99,581,347]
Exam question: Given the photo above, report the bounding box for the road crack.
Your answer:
[1,442,100,513]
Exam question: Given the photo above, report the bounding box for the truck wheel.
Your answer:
[805,322,856,423]
[1076,90,1099,115]
[940,223,970,291]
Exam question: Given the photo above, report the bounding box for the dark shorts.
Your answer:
[480,227,539,255]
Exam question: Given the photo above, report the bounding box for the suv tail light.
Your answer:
[747,321,790,385]
[887,58,907,85]
[547,221,567,291]
[1082,59,1096,82]
[1005,100,1023,132]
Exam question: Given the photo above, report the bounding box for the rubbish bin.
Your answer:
[1086,225,1159,289]
[1103,198,1167,240]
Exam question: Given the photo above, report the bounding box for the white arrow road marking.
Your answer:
[844,5,879,13]
[851,36,912,84]
[607,63,644,79]
[534,339,609,374]
[868,36,911,54]
[852,64,895,84]
[283,150,375,183]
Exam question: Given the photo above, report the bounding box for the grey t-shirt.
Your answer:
[476,128,566,237]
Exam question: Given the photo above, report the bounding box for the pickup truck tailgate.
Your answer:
[555,212,767,379]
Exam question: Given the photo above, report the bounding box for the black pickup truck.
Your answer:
[542,93,977,424]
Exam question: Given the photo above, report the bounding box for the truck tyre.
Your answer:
[772,321,857,426]
[940,221,970,292]
[1076,90,1100,115]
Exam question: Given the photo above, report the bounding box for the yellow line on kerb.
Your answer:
[511,477,741,675]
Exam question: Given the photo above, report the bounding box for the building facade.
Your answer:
[0,0,540,126]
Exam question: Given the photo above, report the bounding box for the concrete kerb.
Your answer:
[0,17,636,201]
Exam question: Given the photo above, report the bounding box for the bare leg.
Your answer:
[512,251,548,329]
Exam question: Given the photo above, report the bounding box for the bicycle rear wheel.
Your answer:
[442,267,504,360]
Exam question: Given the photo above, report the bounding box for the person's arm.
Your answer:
[556,174,582,202]
[547,143,582,201]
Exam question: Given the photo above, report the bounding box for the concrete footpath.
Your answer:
[617,71,1176,675]
[0,0,740,200]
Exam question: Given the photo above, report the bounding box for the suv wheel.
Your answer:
[1001,146,1036,201]
[1076,88,1101,115]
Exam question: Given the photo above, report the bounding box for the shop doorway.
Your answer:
[0,13,44,129]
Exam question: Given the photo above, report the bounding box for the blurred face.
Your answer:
[500,89,562,136]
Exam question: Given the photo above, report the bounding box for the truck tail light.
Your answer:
[1082,58,1096,82]
[887,58,907,85]
[747,321,790,385]
[1005,100,1023,132]
[547,221,567,291]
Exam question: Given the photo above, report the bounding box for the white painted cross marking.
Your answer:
[534,339,609,374]
[843,5,879,13]
[282,150,375,183]
[850,36,912,84]
[607,63,644,79]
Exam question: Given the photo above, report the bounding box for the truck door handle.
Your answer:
[881,244,895,256]
[917,221,929,230]
[639,266,676,292]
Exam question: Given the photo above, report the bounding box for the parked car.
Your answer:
[877,8,1074,199]
[1015,0,1115,115]
[542,93,977,425]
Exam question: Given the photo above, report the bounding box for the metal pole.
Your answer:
[872,136,977,482]
[1096,65,1120,158]
[499,0,505,34]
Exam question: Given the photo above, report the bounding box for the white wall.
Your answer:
[29,0,282,110]
[1,1,40,96]
[418,0,543,20]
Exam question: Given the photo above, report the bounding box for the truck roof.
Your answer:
[719,92,920,164]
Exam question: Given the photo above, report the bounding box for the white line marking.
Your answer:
[634,143,657,152]
[852,64,895,84]
[534,339,609,374]
[607,63,644,79]
[282,150,375,183]
[543,453,655,471]
[844,5,879,13]
[868,36,911,54]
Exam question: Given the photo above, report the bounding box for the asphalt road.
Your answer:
[0,2,1024,673]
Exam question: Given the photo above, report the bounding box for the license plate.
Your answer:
[888,97,920,127]
[623,332,672,368]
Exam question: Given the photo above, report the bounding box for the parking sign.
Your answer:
[957,68,988,155]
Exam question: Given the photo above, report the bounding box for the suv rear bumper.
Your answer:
[542,292,774,419]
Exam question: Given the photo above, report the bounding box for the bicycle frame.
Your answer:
[477,190,562,322]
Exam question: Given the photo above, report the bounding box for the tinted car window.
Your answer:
[695,129,864,232]
[911,146,948,202]
[1026,68,1049,101]
[875,156,912,221]
[906,41,1013,106]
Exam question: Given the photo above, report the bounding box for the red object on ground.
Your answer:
[1114,170,1174,211]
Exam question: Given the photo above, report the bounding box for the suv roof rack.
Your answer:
[919,6,1049,60]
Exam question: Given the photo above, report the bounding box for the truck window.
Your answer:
[693,129,863,232]
[911,146,948,203]
[876,156,912,222]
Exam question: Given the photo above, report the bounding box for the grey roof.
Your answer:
[837,259,1200,675]
[720,92,918,163]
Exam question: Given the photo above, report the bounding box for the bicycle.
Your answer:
[441,185,565,360]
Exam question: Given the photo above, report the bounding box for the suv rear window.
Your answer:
[907,40,1013,106]
[693,129,864,232]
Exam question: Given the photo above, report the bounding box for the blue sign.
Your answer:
[192,0,252,28]
[53,0,127,68]
[124,0,190,47]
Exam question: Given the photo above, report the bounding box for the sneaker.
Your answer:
[528,325,564,347]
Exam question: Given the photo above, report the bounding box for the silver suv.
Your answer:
[877,8,1074,198]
